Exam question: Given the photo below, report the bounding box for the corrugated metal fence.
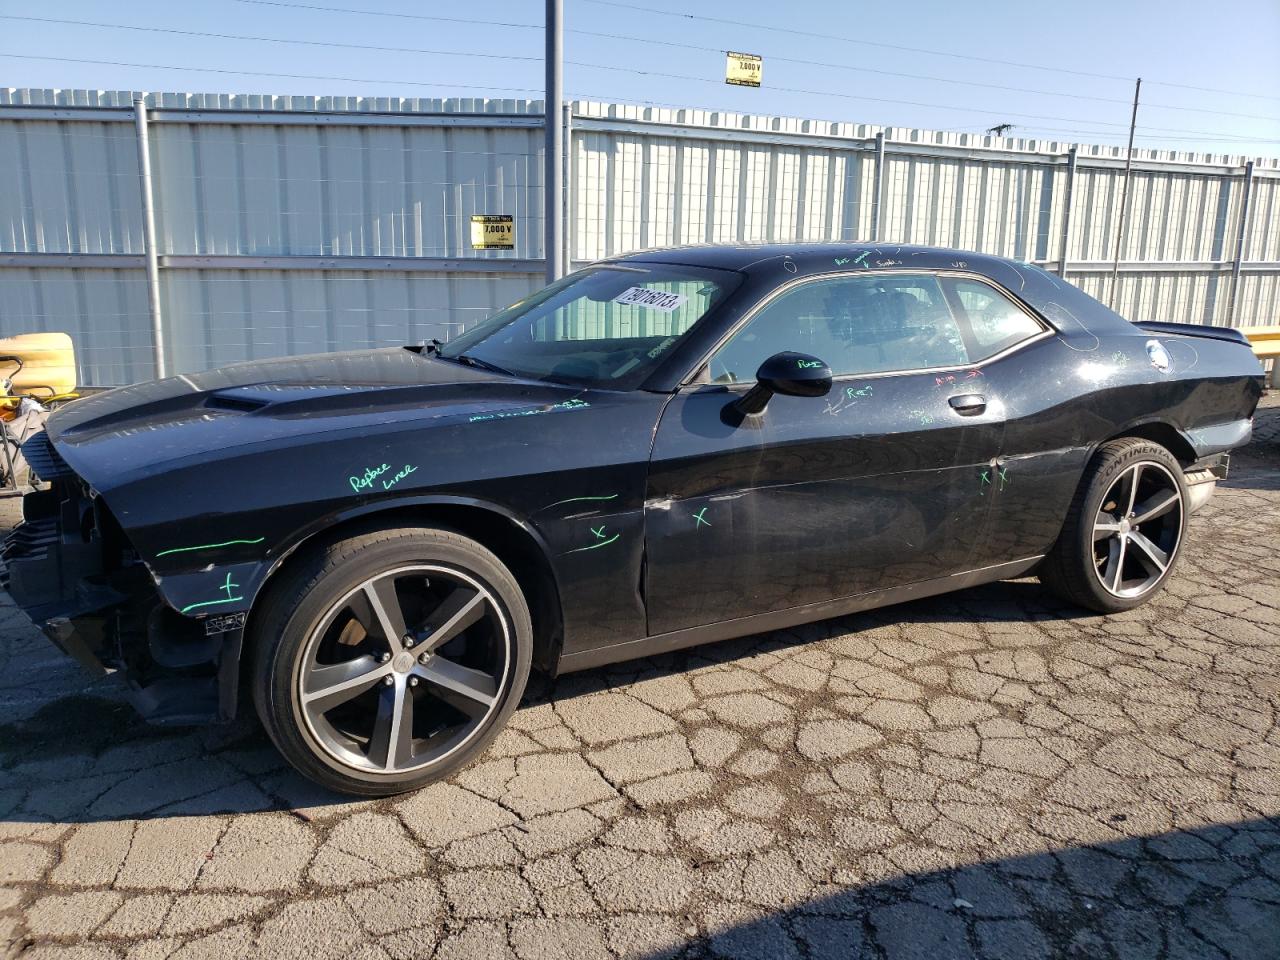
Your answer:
[1,89,1277,386]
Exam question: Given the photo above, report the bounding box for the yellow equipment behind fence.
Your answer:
[1242,325,1280,389]
[0,332,79,420]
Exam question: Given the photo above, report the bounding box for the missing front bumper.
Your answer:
[2,482,239,726]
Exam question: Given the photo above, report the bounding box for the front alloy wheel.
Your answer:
[299,565,510,775]
[253,527,532,796]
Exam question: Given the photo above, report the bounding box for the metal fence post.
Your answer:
[872,131,886,242]
[563,100,573,274]
[544,0,563,283]
[133,97,166,379]
[1057,147,1077,278]
[1226,160,1255,328]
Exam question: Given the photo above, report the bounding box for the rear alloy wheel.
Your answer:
[1039,438,1188,613]
[1090,461,1183,600]
[253,527,531,795]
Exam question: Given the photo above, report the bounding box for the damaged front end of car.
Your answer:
[2,431,245,725]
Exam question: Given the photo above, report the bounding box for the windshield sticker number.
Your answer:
[612,287,688,312]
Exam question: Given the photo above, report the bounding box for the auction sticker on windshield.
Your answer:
[612,287,688,312]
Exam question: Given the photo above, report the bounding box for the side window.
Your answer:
[943,278,1045,359]
[709,273,970,383]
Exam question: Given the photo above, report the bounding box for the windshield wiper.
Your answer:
[423,338,444,354]
[454,353,516,377]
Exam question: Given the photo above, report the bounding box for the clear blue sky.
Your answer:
[2,0,1278,155]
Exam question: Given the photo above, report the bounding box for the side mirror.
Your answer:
[733,351,833,417]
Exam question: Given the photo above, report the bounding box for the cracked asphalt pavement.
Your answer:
[1,396,1278,960]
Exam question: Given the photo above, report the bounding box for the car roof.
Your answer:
[605,242,1019,276]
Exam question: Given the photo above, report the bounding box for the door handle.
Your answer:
[948,394,986,416]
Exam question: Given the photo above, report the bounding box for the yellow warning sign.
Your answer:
[725,51,762,88]
[470,214,514,250]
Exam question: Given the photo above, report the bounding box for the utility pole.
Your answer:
[545,0,563,283]
[1109,77,1141,308]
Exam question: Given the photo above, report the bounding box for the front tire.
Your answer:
[1039,438,1188,613]
[251,526,532,797]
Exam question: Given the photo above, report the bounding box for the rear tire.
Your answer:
[251,525,532,797]
[1039,438,1188,613]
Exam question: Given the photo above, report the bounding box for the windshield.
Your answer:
[437,263,740,389]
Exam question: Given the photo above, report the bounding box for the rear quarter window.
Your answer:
[943,277,1046,359]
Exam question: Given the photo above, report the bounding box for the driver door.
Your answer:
[643,271,1003,637]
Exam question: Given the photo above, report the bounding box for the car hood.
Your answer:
[46,347,592,490]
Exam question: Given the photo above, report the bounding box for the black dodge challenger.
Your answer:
[4,243,1263,795]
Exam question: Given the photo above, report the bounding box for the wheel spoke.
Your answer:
[1132,490,1180,525]
[422,588,486,652]
[1128,530,1169,575]
[367,680,413,770]
[414,655,497,716]
[1094,514,1122,541]
[302,657,389,712]
[1103,536,1127,593]
[1125,464,1143,515]
[363,578,409,650]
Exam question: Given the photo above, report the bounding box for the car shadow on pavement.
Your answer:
[0,577,1081,827]
[634,816,1280,960]
[541,578,1093,707]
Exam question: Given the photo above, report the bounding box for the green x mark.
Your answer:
[693,507,711,529]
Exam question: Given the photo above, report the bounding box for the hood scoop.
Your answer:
[204,391,270,413]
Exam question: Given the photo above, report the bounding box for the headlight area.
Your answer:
[2,452,242,726]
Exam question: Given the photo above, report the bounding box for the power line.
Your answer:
[11,12,1280,129]
[573,30,1138,107]
[566,62,1277,141]
[211,2,1277,123]
[1146,78,1280,104]
[0,15,541,62]
[222,0,1280,108]
[0,11,1152,117]
[7,10,1269,140]
[5,5,1274,147]
[5,51,1274,148]
[1,13,1139,110]
[0,53,544,95]
[580,0,1132,82]
[583,0,1280,108]
[228,0,540,29]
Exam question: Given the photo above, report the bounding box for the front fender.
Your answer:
[143,492,563,625]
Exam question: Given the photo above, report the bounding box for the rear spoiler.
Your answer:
[1133,321,1250,346]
